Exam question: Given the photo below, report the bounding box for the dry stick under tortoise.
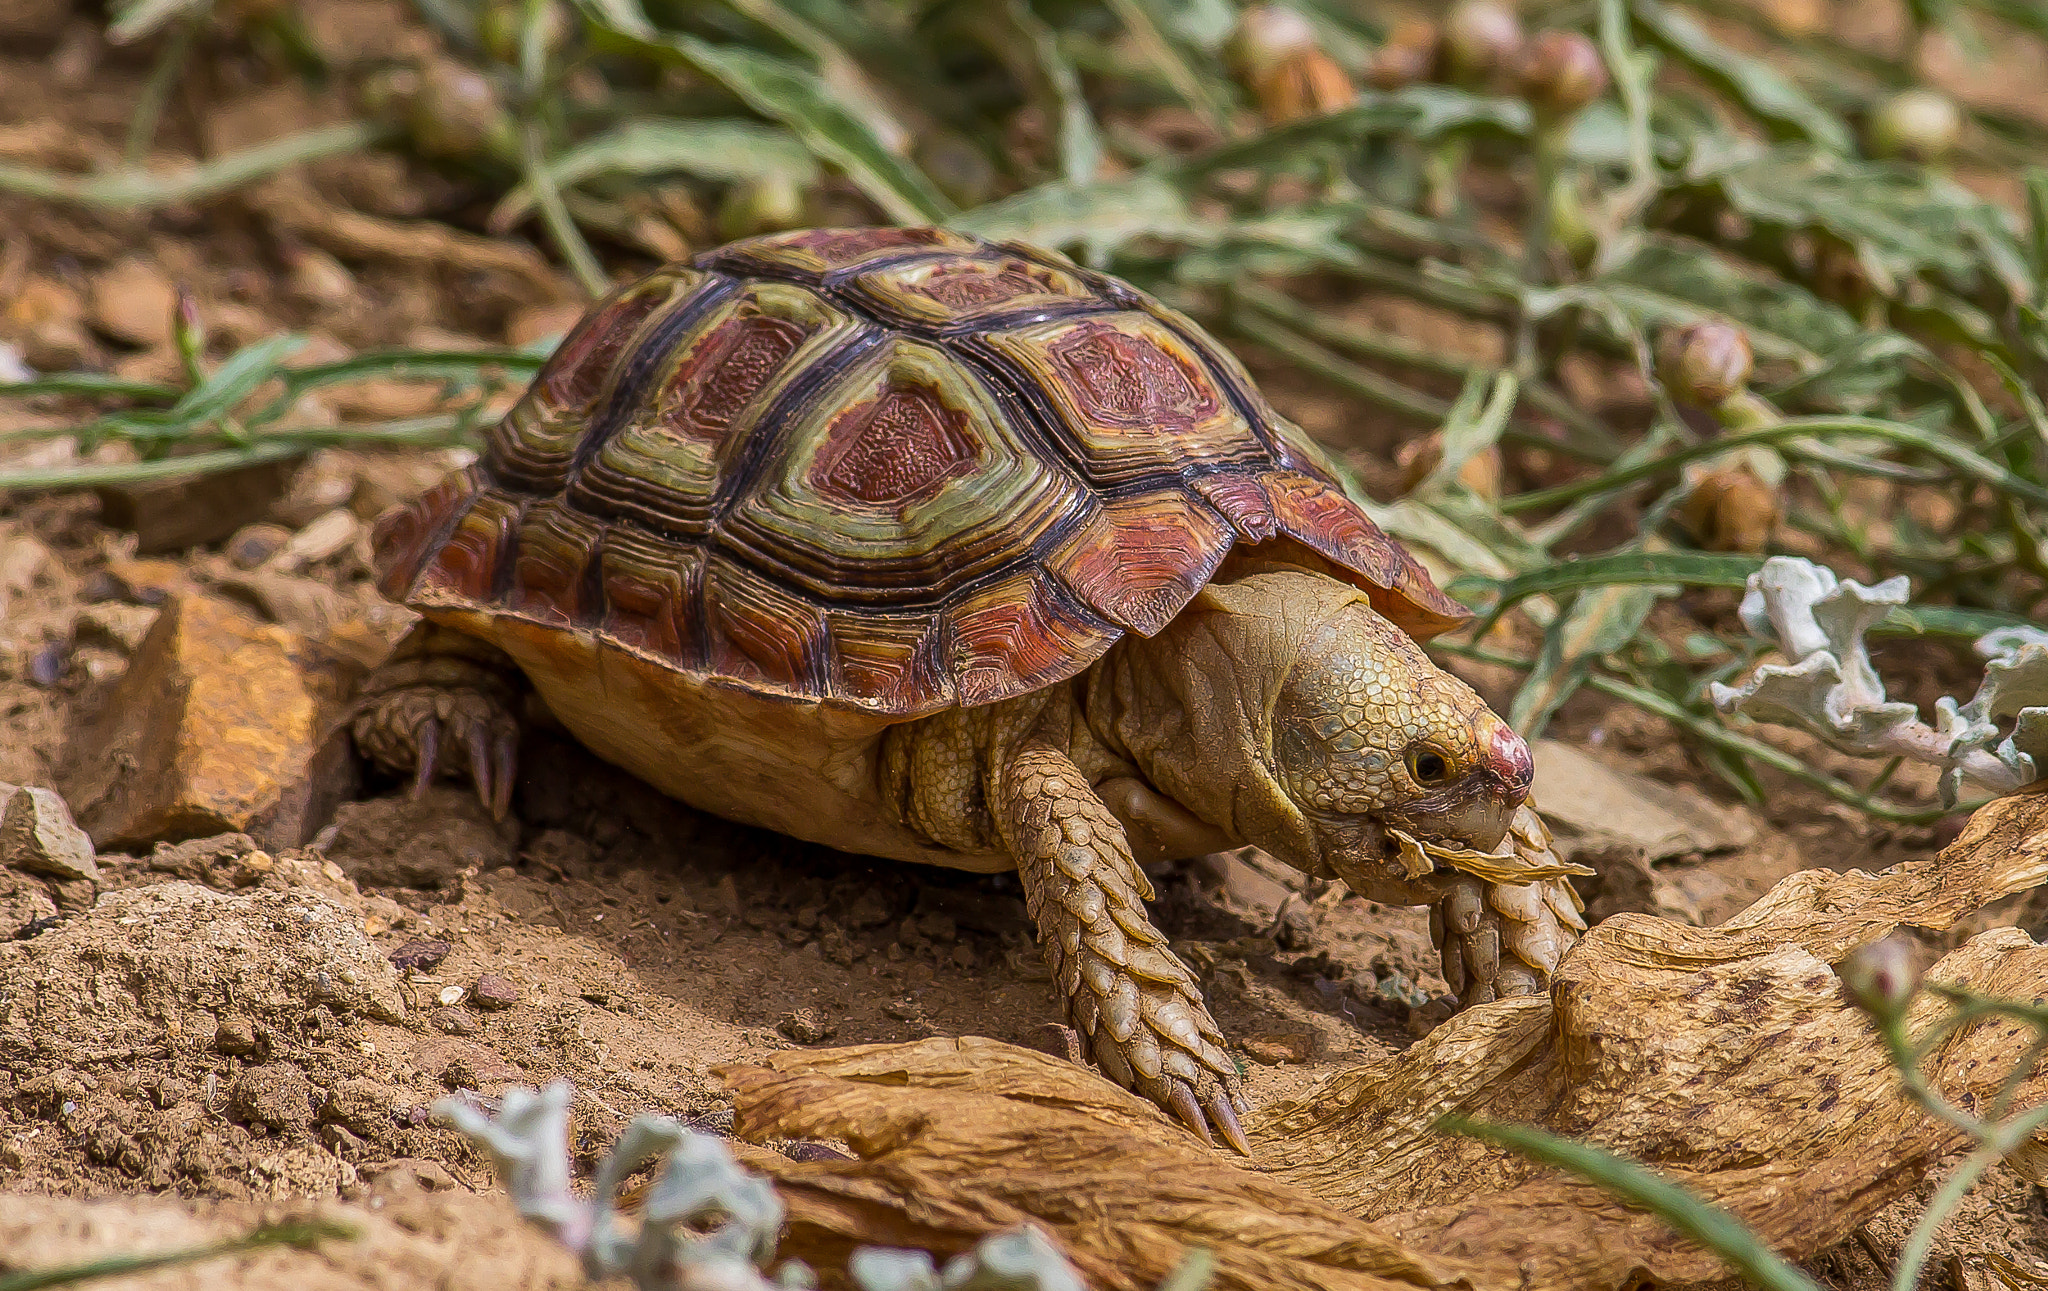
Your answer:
[354,226,1586,1153]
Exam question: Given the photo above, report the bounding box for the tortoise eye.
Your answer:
[1407,747,1451,786]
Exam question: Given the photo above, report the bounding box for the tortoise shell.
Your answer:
[373,227,1470,717]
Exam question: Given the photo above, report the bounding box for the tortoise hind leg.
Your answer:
[1430,800,1588,1006]
[994,741,1251,1154]
[353,622,524,819]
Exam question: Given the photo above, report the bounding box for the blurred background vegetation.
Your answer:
[7,0,2048,825]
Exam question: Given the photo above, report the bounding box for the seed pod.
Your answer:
[1680,463,1778,554]
[408,58,517,161]
[1656,321,1753,408]
[1442,0,1524,88]
[1227,4,1318,80]
[1839,936,1921,1023]
[1517,29,1608,120]
[1367,19,1440,91]
[1256,50,1357,123]
[1867,88,1963,164]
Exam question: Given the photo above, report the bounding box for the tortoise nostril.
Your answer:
[1483,720,1535,796]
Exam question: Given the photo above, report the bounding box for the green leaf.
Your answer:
[1104,0,1234,132]
[169,334,307,427]
[107,0,208,43]
[1000,0,1104,185]
[495,119,818,227]
[1451,550,1767,614]
[1508,580,1660,737]
[1176,87,1534,178]
[1630,0,1851,151]
[1439,1117,1823,1291]
[578,1,951,224]
[1601,232,1861,366]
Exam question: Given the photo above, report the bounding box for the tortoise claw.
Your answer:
[1208,1089,1251,1156]
[410,717,441,800]
[466,722,495,819]
[1166,1082,1216,1148]
[490,729,518,822]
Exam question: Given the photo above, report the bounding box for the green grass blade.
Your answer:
[1103,0,1233,134]
[1451,551,1767,611]
[0,375,182,401]
[1630,0,1851,151]
[0,1219,356,1291]
[1439,1117,1824,1291]
[0,122,388,210]
[1508,581,1659,737]
[167,334,307,426]
[1003,0,1103,185]
[579,3,951,224]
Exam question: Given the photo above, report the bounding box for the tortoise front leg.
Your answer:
[995,743,1250,1154]
[1430,801,1588,1006]
[353,622,524,819]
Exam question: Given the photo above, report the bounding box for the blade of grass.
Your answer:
[1003,0,1104,185]
[1438,1116,1824,1291]
[0,123,391,210]
[1103,0,1234,136]
[578,2,951,224]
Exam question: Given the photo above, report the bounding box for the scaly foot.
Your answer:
[352,623,524,819]
[1429,802,1588,1006]
[997,743,1250,1154]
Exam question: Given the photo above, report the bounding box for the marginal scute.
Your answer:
[413,489,521,608]
[947,570,1119,707]
[508,501,603,628]
[599,526,702,665]
[705,556,832,697]
[372,465,485,601]
[376,228,1475,717]
[1048,490,1233,636]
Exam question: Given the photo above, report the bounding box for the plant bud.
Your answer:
[1367,19,1440,91]
[408,58,518,162]
[1256,49,1358,123]
[1442,0,1524,87]
[1228,5,1319,80]
[1839,936,1921,1022]
[477,0,569,67]
[1680,463,1778,553]
[1867,89,1963,164]
[1517,29,1608,120]
[1656,321,1753,408]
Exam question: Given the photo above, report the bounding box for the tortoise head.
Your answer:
[1269,598,1533,871]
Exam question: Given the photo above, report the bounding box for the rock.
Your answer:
[324,787,513,889]
[1532,740,1757,861]
[777,1007,836,1044]
[86,258,178,348]
[1240,1031,1312,1066]
[470,973,519,1011]
[2,278,93,371]
[227,1065,317,1131]
[57,595,364,852]
[0,785,98,882]
[71,603,160,655]
[321,1076,396,1137]
[226,523,293,569]
[211,1014,260,1056]
[0,868,59,937]
[0,533,54,600]
[270,508,360,571]
[387,938,452,972]
[97,456,304,554]
[430,1007,477,1035]
[286,248,357,306]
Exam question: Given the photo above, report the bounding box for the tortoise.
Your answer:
[355,225,1585,1153]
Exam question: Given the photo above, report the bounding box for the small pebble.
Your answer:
[0,784,98,882]
[437,985,465,1007]
[388,938,453,972]
[776,1007,836,1044]
[430,1007,477,1036]
[27,641,66,687]
[212,1015,259,1056]
[470,973,520,1010]
[225,523,293,569]
[1239,1032,1311,1066]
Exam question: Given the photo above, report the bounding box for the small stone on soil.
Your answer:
[212,1015,259,1056]
[226,1064,316,1131]
[0,784,98,882]
[1239,1031,1312,1066]
[776,1007,836,1044]
[387,938,453,972]
[430,1008,476,1035]
[470,973,519,1010]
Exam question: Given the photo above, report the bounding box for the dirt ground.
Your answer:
[1,1,2045,1287]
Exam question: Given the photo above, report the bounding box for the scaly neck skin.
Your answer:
[1079,559,1533,896]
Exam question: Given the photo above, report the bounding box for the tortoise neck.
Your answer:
[1082,563,1358,873]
